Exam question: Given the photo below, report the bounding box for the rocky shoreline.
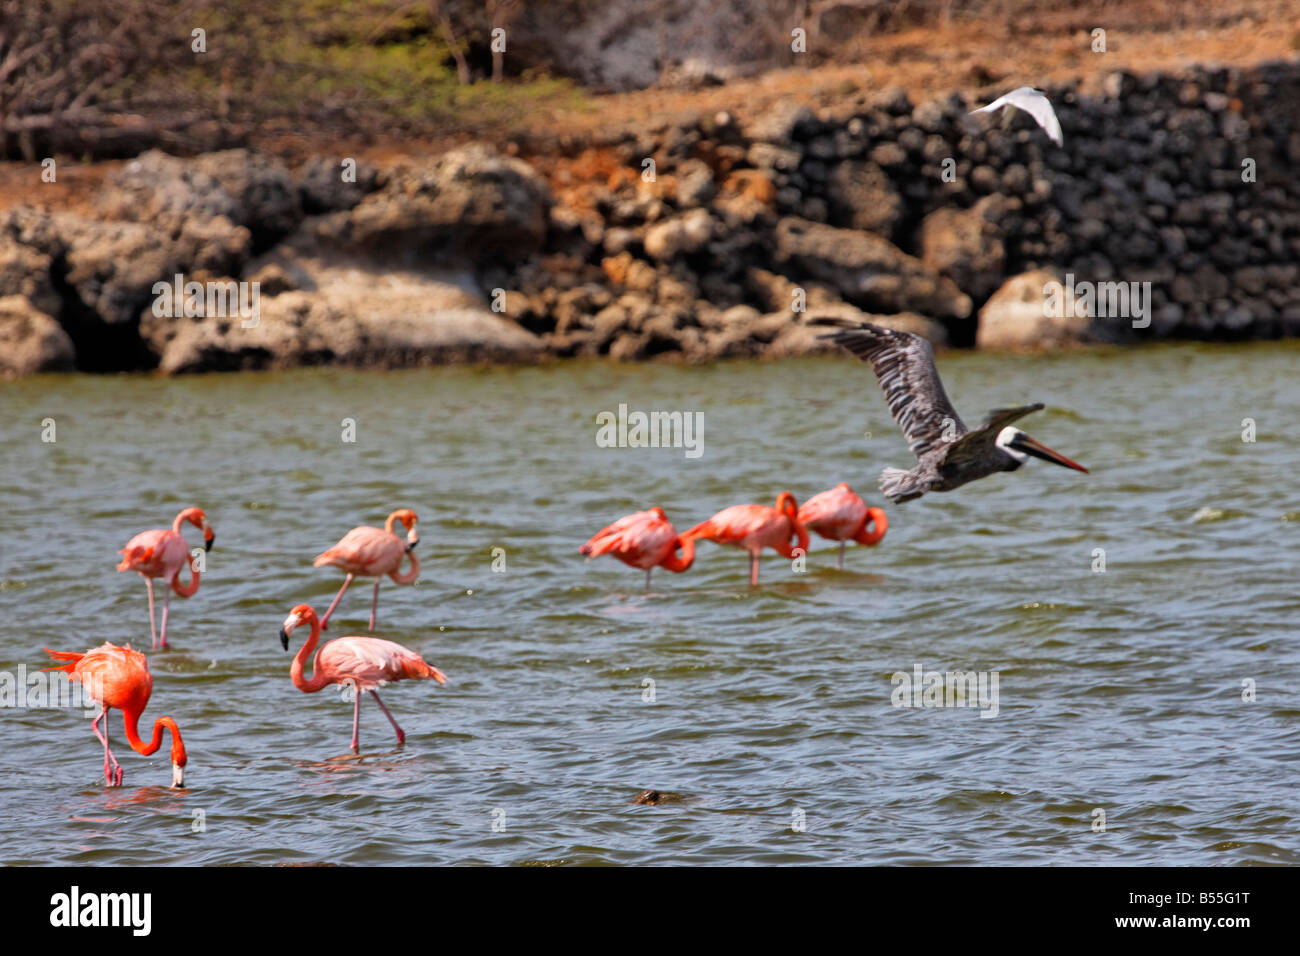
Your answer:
[3,61,1299,377]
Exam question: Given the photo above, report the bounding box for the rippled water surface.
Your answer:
[2,343,1298,865]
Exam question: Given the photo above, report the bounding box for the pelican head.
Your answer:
[996,427,1089,473]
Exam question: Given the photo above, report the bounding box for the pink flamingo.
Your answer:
[42,643,187,787]
[117,507,214,649]
[797,482,889,569]
[682,492,810,586]
[279,604,447,753]
[580,507,695,588]
[314,508,419,631]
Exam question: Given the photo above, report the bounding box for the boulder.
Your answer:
[0,210,60,315]
[699,305,791,359]
[192,150,303,249]
[774,218,972,319]
[328,145,551,260]
[297,156,382,214]
[745,102,818,145]
[918,196,1009,302]
[0,296,75,377]
[765,304,947,358]
[56,213,249,326]
[97,149,300,250]
[670,159,716,207]
[96,151,238,234]
[0,209,247,370]
[826,161,903,238]
[976,269,1101,349]
[140,251,543,373]
[643,209,713,261]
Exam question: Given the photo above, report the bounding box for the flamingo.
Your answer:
[797,482,889,569]
[580,507,695,588]
[682,492,810,586]
[278,604,447,753]
[42,643,187,788]
[117,507,215,649]
[314,508,419,631]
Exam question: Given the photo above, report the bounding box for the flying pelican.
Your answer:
[816,320,1088,503]
[968,87,1062,147]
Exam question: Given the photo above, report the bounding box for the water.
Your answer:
[1,343,1297,865]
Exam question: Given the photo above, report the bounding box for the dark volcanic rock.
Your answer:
[826,160,903,238]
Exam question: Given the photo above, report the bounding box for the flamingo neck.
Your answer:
[384,511,402,534]
[123,710,186,766]
[389,548,419,585]
[771,516,810,559]
[290,616,331,693]
[660,535,695,573]
[171,511,188,532]
[855,507,888,546]
[171,562,200,597]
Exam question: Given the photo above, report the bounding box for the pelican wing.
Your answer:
[978,403,1044,431]
[942,404,1045,467]
[818,320,966,462]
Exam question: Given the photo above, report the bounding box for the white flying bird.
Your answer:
[968,87,1063,147]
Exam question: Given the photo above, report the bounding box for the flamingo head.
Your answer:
[178,507,215,551]
[279,603,317,650]
[156,716,187,788]
[774,491,799,520]
[649,507,668,520]
[389,508,419,550]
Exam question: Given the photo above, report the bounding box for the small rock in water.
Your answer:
[1190,507,1228,523]
[632,789,684,806]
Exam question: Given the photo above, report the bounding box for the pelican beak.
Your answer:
[1012,434,1089,473]
[171,762,185,788]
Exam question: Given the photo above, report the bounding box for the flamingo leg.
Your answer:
[144,577,158,650]
[838,540,846,570]
[159,588,171,649]
[91,706,122,786]
[320,573,354,631]
[749,552,759,587]
[371,690,405,745]
[644,568,652,591]
[369,579,381,632]
[350,683,361,753]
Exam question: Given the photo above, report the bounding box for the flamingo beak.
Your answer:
[171,762,184,788]
[203,523,215,551]
[279,614,300,650]
[1012,434,1089,473]
[406,526,418,552]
